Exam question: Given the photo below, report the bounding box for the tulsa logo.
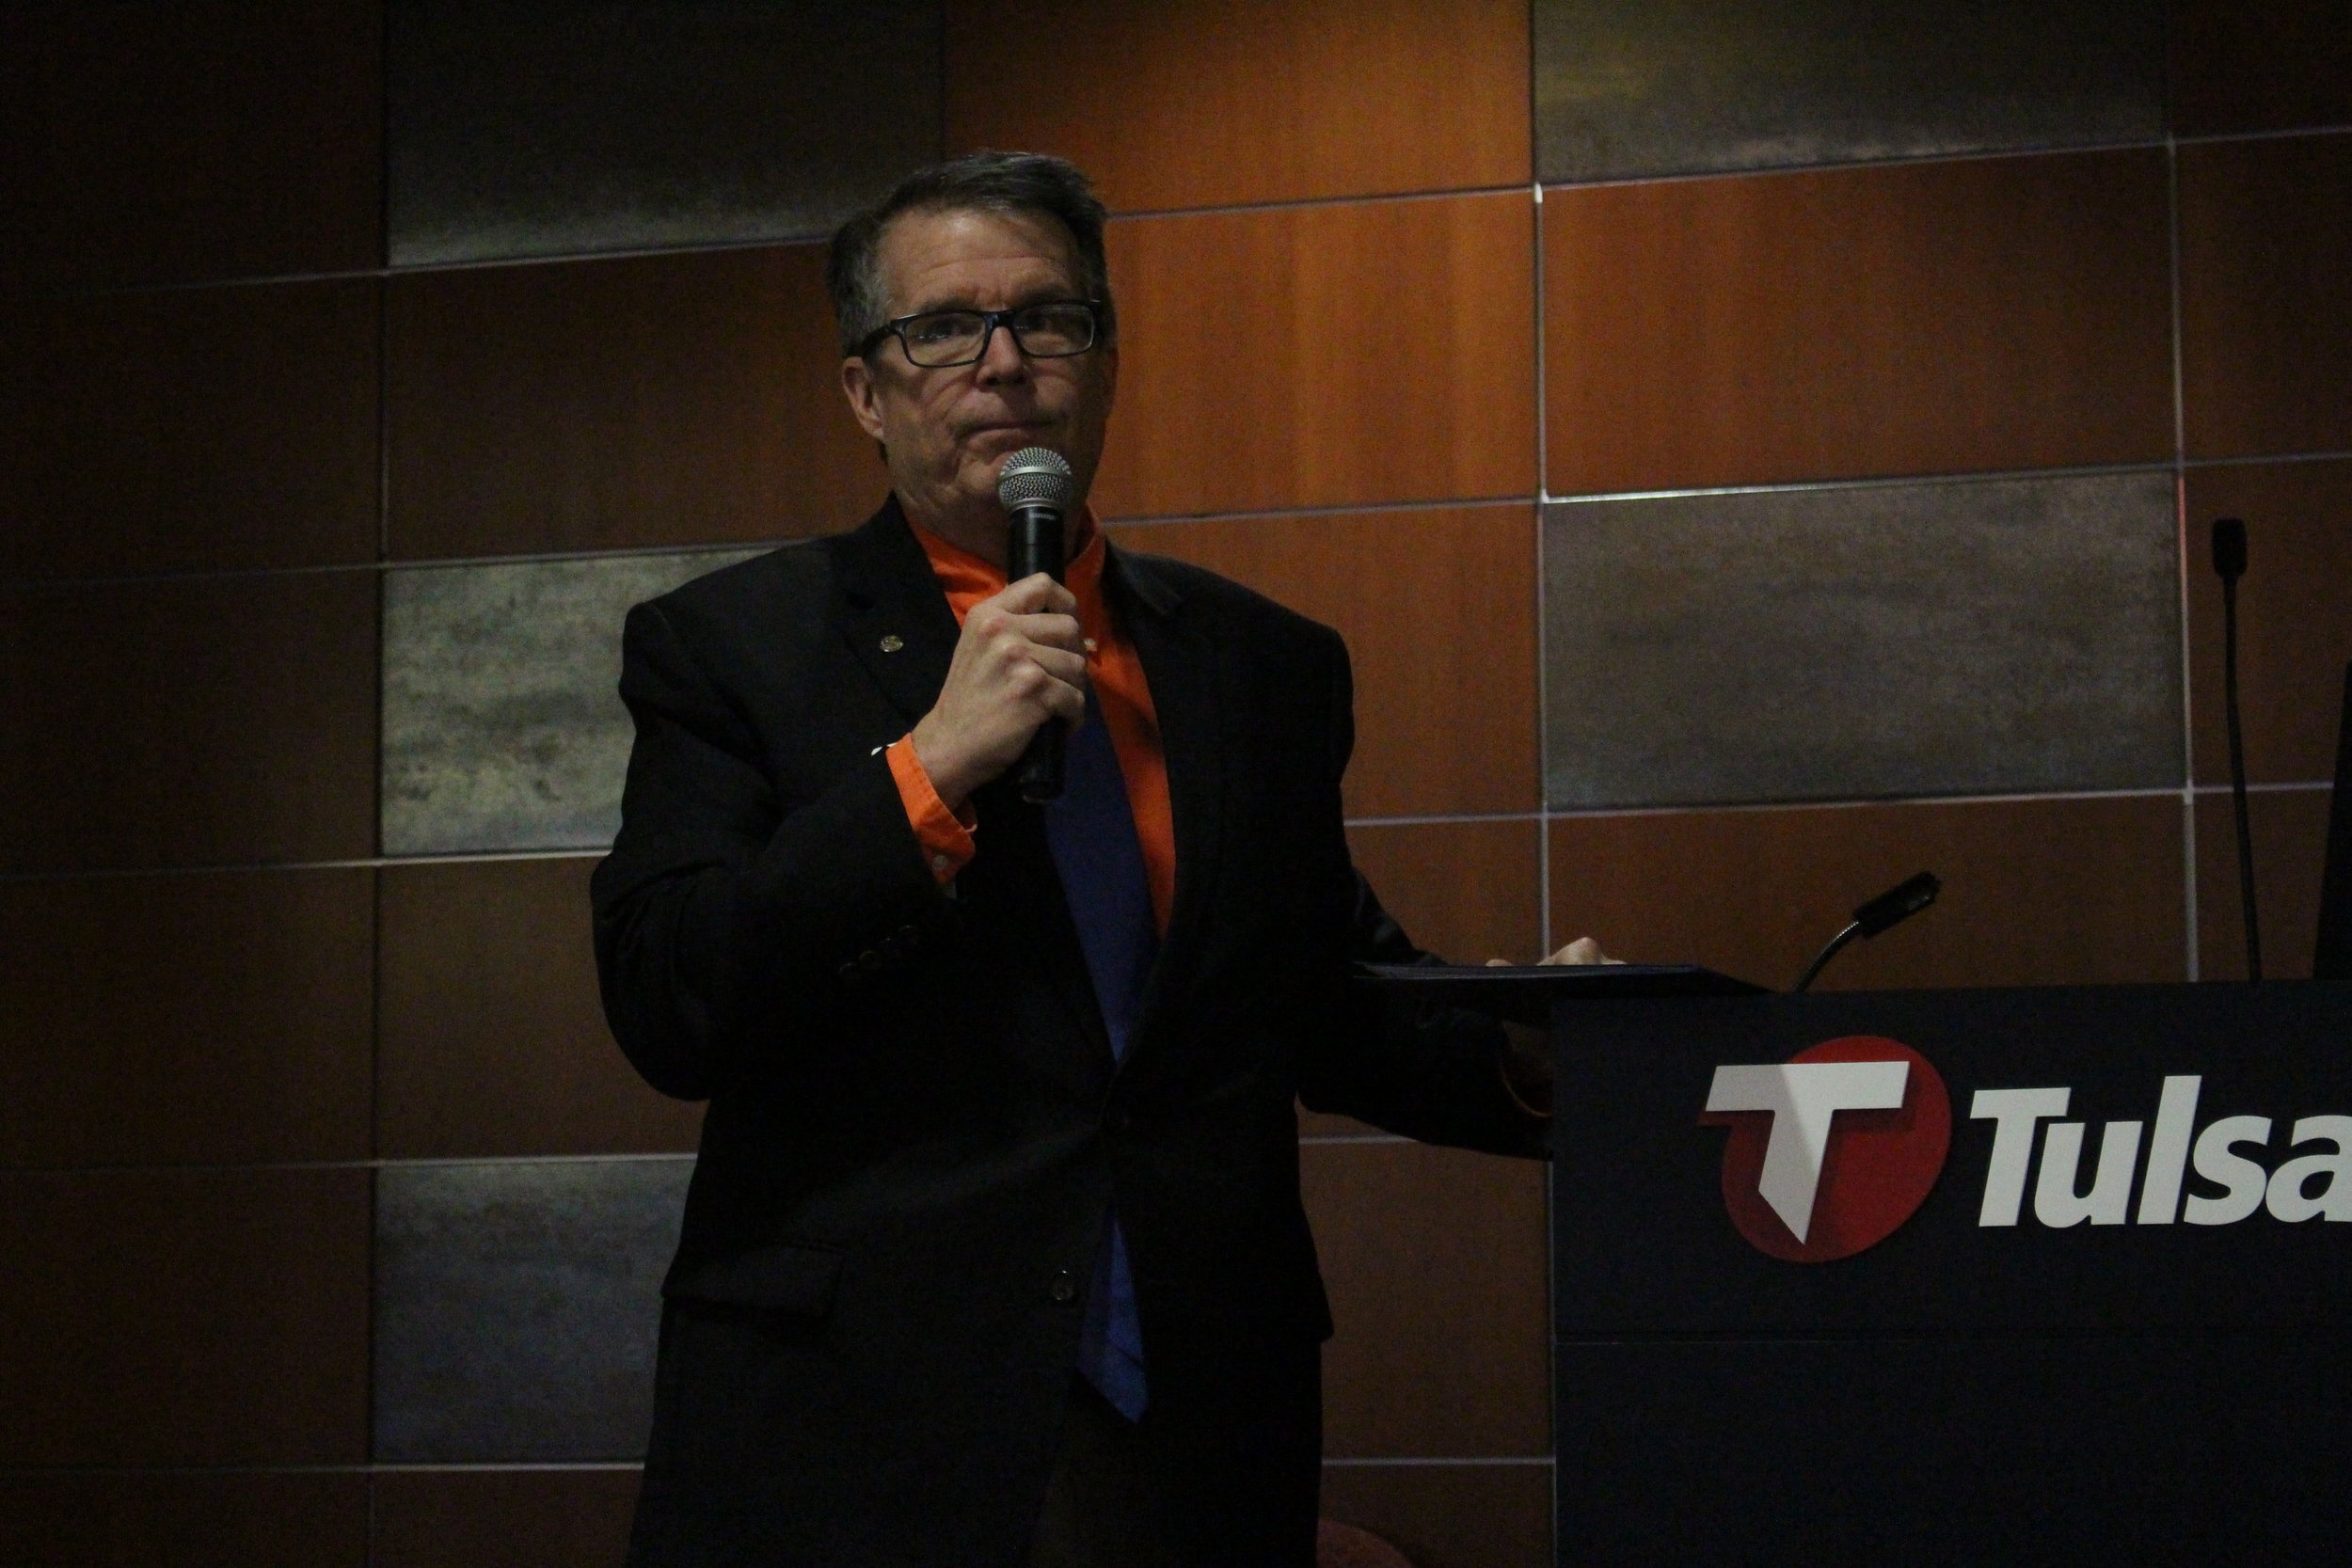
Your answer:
[1703,1041,2352,1261]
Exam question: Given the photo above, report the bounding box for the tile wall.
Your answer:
[4,3,2347,1564]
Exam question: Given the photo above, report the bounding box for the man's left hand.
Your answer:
[1489,937,1622,1115]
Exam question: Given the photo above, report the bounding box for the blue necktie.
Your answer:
[1043,693,1156,1422]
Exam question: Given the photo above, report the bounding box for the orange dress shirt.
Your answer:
[883,509,1176,937]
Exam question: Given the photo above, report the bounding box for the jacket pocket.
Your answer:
[663,1241,843,1316]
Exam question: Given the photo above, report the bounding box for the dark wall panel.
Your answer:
[371,1469,641,1568]
[0,1473,369,1568]
[1535,0,2162,182]
[386,245,873,560]
[1543,150,2173,494]
[2196,786,2335,982]
[0,0,383,290]
[388,0,939,265]
[1543,472,2182,809]
[1123,506,1537,818]
[0,570,378,874]
[2169,0,2352,137]
[0,280,380,582]
[2185,458,2352,784]
[0,1168,372,1465]
[1549,794,2187,991]
[377,857,703,1157]
[947,0,1530,211]
[0,868,373,1168]
[2179,133,2352,460]
[1098,194,1537,518]
[1319,1462,1551,1568]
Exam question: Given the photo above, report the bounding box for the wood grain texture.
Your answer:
[1123,506,1537,816]
[1096,194,1537,517]
[1543,149,2173,494]
[0,868,373,1168]
[0,280,379,581]
[0,570,378,873]
[377,857,704,1157]
[2169,0,2352,137]
[1549,794,2187,991]
[371,1469,641,1568]
[1346,818,1544,966]
[946,0,1529,211]
[2179,133,2352,460]
[2196,786,2334,982]
[388,244,878,560]
[0,0,381,290]
[0,1168,372,1465]
[2185,458,2352,784]
[0,1473,368,1568]
[1306,1141,1549,1458]
[1320,1462,1551,1568]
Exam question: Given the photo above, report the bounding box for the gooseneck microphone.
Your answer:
[997,447,1075,803]
[1791,871,1941,992]
[2214,516,2260,983]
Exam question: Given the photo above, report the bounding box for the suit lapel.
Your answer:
[829,496,961,726]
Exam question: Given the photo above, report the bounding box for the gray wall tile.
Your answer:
[389,1,942,266]
[1542,470,2183,809]
[1534,0,2164,183]
[373,1158,691,1463]
[382,549,762,856]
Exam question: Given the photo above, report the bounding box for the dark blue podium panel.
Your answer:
[1550,983,2352,1564]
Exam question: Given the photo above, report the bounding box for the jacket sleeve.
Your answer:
[588,598,952,1101]
[1292,626,1551,1159]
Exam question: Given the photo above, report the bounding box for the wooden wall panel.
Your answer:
[1124,506,1536,816]
[387,245,876,561]
[377,857,704,1157]
[0,1169,372,1465]
[1544,149,2173,494]
[2179,133,2352,460]
[2169,0,2352,137]
[946,0,1530,211]
[0,280,380,581]
[2196,787,2335,982]
[0,570,378,874]
[1549,794,2187,991]
[0,868,373,1168]
[1320,1462,1551,1568]
[1346,818,1544,967]
[0,1473,369,1568]
[371,1468,640,1568]
[1097,194,1537,517]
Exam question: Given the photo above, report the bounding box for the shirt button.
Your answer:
[1049,1269,1077,1305]
[931,854,950,872]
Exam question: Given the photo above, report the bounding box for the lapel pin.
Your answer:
[879,634,904,653]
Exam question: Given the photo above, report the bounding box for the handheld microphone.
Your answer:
[996,447,1075,803]
[1791,871,1941,992]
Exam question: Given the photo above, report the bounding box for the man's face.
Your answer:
[840,206,1118,560]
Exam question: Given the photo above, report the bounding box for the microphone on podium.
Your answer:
[997,447,1075,803]
[1791,871,1941,992]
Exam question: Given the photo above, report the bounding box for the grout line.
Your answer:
[1531,174,1556,956]
[1321,1456,1555,1467]
[1539,458,2177,507]
[0,1153,697,1179]
[2173,122,2352,149]
[1104,494,1535,531]
[1534,135,2179,198]
[2167,132,2200,982]
[1298,1134,1411,1147]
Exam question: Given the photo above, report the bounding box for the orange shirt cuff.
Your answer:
[886,735,976,884]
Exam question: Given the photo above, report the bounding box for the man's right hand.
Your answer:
[910,573,1089,810]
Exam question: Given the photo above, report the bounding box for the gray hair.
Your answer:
[825,150,1117,359]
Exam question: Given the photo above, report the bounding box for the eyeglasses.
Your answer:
[862,300,1103,369]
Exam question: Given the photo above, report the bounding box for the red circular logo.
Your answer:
[1700,1036,1951,1262]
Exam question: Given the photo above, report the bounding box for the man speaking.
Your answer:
[593,151,1580,1567]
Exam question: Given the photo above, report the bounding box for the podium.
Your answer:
[1368,969,2352,1563]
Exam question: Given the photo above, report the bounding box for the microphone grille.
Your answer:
[997,447,1074,512]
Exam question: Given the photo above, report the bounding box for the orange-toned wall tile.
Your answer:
[377,857,705,1157]
[387,245,878,560]
[1321,1462,1551,1568]
[0,570,378,873]
[1549,794,2187,991]
[0,280,379,581]
[2169,0,2352,137]
[0,868,373,1167]
[1123,506,1537,816]
[1096,194,1537,516]
[1544,150,2173,495]
[946,0,1530,211]
[2179,133,2352,459]
[0,2,380,291]
[2196,786,2334,981]
[2185,458,2352,784]
[371,1469,641,1568]
[0,1473,369,1568]
[1347,817,1544,965]
[1306,1141,1549,1458]
[0,1168,371,1465]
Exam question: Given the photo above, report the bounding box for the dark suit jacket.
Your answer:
[592,498,1546,1566]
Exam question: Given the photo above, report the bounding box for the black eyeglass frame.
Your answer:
[858,299,1105,368]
